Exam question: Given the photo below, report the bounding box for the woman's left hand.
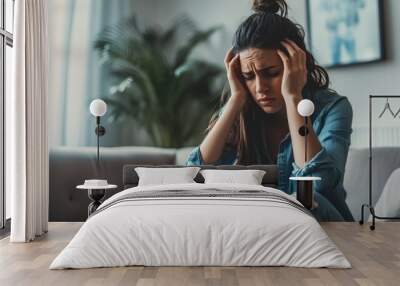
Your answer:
[277,39,307,101]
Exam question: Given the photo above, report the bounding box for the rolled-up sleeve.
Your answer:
[186,146,204,165]
[291,97,353,195]
[186,146,237,166]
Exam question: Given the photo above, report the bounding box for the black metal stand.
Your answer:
[359,95,400,230]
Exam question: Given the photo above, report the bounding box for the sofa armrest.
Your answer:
[49,146,177,221]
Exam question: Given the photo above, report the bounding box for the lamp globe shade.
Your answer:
[90,99,107,117]
[297,99,314,117]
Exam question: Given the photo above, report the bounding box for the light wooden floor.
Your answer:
[0,222,399,286]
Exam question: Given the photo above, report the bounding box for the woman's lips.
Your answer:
[259,98,276,105]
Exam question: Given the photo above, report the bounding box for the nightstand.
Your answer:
[76,183,117,217]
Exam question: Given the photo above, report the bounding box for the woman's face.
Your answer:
[239,48,285,114]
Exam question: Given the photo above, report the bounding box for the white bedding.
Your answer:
[50,183,350,269]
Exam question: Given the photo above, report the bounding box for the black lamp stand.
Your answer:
[88,116,107,216]
[95,116,106,163]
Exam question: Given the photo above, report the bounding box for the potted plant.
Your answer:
[94,16,223,148]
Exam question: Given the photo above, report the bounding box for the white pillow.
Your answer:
[135,167,201,186]
[200,169,266,185]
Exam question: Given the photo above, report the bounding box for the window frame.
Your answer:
[1,0,14,231]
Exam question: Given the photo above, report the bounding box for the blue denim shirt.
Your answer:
[186,89,354,221]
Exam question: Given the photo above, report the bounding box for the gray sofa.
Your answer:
[50,146,191,221]
[49,146,400,222]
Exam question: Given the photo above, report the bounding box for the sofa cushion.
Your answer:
[343,147,400,221]
[175,147,195,165]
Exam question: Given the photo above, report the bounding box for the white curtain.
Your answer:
[8,0,49,242]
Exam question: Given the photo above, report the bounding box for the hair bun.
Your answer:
[251,0,288,17]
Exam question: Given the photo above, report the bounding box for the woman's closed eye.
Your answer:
[242,68,281,81]
[242,72,255,81]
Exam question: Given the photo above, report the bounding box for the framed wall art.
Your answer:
[307,0,384,68]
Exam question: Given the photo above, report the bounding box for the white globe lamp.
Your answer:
[89,99,107,163]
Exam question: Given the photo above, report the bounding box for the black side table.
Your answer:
[76,184,117,217]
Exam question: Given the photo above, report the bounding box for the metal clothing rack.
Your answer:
[360,95,400,230]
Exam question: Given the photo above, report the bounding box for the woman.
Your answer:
[186,0,354,222]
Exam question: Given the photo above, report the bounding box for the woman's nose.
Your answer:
[255,75,270,95]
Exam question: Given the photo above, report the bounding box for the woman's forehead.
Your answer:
[239,48,281,72]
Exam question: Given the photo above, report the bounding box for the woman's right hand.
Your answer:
[199,49,247,164]
[224,48,247,108]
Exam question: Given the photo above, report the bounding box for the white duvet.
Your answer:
[50,183,350,269]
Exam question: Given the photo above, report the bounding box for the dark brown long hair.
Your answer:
[207,0,330,165]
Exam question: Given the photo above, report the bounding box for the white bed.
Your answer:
[50,183,350,269]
